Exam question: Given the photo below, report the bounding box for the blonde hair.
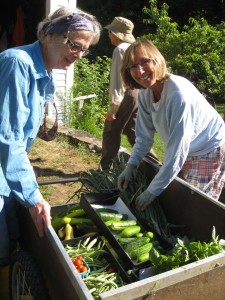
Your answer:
[121,39,170,89]
[37,6,102,45]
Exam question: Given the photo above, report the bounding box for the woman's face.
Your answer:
[43,31,92,71]
[129,46,157,89]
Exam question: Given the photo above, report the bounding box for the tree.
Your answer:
[142,0,225,104]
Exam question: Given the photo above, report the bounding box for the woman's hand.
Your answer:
[105,112,116,121]
[118,164,136,191]
[135,190,156,211]
[29,199,51,237]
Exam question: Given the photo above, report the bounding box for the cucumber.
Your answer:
[110,226,127,231]
[110,220,137,230]
[137,252,150,262]
[146,231,155,240]
[124,237,150,253]
[97,211,125,221]
[105,219,122,227]
[135,233,144,238]
[117,237,137,244]
[129,242,153,260]
[118,225,141,238]
[96,208,119,214]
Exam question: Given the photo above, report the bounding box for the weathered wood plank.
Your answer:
[100,253,225,300]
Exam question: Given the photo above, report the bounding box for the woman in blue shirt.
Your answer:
[118,39,225,211]
[0,6,101,265]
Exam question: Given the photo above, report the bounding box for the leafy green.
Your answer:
[150,226,225,274]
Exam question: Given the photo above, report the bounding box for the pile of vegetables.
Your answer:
[64,235,127,299]
[97,208,161,263]
[52,205,98,240]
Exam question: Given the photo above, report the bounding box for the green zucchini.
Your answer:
[52,205,83,219]
[61,217,93,225]
[52,217,63,231]
[129,242,153,260]
[124,237,150,253]
[118,225,141,238]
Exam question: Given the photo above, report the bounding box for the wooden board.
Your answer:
[100,253,225,300]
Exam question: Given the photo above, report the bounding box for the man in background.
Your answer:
[99,17,139,170]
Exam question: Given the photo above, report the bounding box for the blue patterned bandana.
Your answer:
[43,13,94,35]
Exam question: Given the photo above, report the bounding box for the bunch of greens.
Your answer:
[149,226,225,274]
[77,156,175,244]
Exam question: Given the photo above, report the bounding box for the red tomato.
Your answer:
[74,258,83,267]
[76,255,83,261]
[80,266,88,273]
[75,266,81,273]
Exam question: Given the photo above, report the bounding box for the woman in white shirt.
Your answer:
[118,39,225,211]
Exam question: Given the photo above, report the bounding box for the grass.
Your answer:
[121,134,165,162]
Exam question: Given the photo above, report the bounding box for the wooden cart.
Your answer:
[9,157,225,299]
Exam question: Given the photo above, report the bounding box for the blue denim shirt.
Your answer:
[0,41,56,207]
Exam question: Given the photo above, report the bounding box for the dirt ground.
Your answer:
[29,134,101,206]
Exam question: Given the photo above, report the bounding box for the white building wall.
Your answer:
[45,0,77,122]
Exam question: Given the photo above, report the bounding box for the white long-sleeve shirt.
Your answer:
[108,42,131,114]
[128,74,225,196]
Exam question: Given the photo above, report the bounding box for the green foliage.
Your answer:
[142,0,225,102]
[62,56,111,138]
[150,227,225,274]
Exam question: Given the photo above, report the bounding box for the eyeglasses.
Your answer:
[63,34,90,56]
[128,58,152,72]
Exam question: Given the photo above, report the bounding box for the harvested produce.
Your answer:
[129,242,153,260]
[149,227,225,274]
[83,271,124,298]
[64,224,74,240]
[64,235,127,299]
[118,225,141,238]
[123,237,150,253]
[97,211,125,221]
[71,256,89,277]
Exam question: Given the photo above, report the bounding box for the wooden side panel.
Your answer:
[147,265,225,300]
[100,254,225,300]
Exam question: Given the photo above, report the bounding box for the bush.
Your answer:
[62,56,111,137]
[142,0,225,103]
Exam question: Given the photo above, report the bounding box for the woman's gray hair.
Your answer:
[37,6,102,45]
